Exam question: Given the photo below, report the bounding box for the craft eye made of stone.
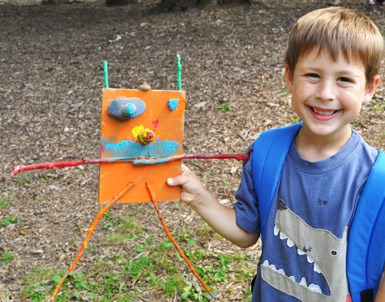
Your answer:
[107,97,146,120]
[330,249,338,256]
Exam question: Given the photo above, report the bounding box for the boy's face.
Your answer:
[285,47,380,141]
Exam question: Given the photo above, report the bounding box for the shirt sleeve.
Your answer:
[234,153,260,234]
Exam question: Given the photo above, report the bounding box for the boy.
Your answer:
[167,7,385,302]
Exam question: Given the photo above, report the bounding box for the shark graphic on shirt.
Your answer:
[261,200,349,301]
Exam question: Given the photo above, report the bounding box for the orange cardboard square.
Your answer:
[99,88,185,204]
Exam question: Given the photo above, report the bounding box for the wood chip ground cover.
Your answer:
[0,0,384,301]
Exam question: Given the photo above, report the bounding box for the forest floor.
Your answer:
[1,0,384,301]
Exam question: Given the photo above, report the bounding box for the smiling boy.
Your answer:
[168,7,385,301]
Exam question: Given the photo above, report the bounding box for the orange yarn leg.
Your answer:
[49,182,134,301]
[146,182,215,299]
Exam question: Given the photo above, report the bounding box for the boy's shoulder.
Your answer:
[351,129,378,157]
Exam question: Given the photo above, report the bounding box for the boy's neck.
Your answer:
[295,125,353,162]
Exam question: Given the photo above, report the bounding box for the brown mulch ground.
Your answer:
[0,0,384,301]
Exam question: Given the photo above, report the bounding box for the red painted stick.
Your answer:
[12,153,249,175]
[12,160,87,175]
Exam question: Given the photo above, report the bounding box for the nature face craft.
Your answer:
[99,87,185,204]
[12,60,247,300]
[48,82,208,301]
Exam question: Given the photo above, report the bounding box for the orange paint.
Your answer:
[99,88,186,204]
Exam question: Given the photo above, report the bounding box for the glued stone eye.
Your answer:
[107,97,146,120]
[330,250,338,256]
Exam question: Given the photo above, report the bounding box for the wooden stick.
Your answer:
[49,182,134,301]
[146,181,215,299]
[12,153,249,175]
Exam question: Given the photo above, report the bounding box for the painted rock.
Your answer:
[107,97,146,120]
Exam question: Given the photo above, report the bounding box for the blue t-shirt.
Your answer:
[234,130,378,301]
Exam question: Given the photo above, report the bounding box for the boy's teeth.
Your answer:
[312,107,335,115]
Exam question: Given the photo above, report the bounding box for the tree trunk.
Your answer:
[105,0,130,6]
[158,0,200,11]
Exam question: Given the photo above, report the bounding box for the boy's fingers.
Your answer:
[167,173,195,187]
[167,164,196,186]
[167,175,185,186]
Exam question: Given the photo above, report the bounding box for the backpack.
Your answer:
[250,123,385,302]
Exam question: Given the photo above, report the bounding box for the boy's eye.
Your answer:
[307,73,319,78]
[338,77,352,83]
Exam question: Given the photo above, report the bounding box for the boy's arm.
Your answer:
[167,164,258,248]
[375,270,385,302]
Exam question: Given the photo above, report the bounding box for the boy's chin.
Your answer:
[303,122,352,139]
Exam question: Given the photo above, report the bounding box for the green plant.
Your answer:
[103,222,113,229]
[219,102,230,112]
[115,215,143,233]
[105,233,141,243]
[104,211,113,220]
[0,198,9,209]
[282,89,291,103]
[1,216,18,227]
[36,173,57,182]
[164,276,182,295]
[0,248,14,265]
[103,273,121,296]
[18,173,31,186]
[374,100,385,111]
[22,269,71,301]
[289,114,301,124]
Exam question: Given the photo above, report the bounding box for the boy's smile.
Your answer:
[309,106,340,121]
[285,47,379,153]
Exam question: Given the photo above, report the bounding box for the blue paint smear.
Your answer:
[133,158,168,165]
[168,98,179,111]
[102,138,179,159]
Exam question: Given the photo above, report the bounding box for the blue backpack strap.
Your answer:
[251,123,302,244]
[347,151,385,302]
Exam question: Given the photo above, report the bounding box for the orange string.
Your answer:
[49,182,134,301]
[146,182,215,299]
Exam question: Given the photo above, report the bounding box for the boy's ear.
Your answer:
[285,63,294,93]
[363,75,380,105]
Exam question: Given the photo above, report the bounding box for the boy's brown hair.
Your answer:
[285,7,384,85]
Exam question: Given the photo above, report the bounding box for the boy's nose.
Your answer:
[316,80,336,102]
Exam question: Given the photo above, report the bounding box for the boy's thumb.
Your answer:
[167,177,175,186]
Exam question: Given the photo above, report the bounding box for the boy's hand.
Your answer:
[167,164,207,207]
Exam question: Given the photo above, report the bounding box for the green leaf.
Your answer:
[51,274,63,285]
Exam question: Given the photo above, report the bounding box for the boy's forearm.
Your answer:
[191,188,258,248]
